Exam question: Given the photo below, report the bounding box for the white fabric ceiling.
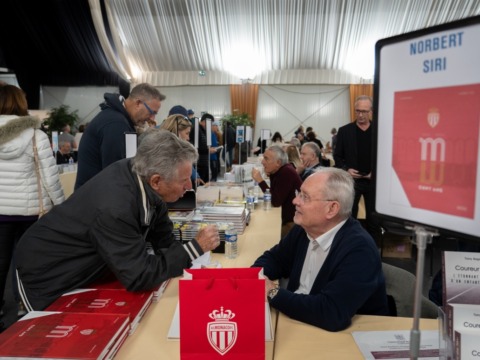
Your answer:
[90,0,480,86]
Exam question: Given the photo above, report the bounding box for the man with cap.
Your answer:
[187,109,195,122]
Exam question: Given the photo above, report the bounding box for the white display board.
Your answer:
[374,16,480,240]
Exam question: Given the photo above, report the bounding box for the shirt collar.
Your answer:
[307,219,347,251]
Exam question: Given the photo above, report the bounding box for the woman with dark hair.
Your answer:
[0,85,64,328]
[305,130,324,150]
[271,131,283,144]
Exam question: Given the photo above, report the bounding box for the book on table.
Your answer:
[45,288,153,334]
[0,311,129,360]
[89,273,169,303]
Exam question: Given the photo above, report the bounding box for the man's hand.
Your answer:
[195,225,220,252]
[251,167,263,183]
[348,168,369,179]
[264,276,279,300]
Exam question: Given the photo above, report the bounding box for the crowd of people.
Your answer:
[1,81,392,335]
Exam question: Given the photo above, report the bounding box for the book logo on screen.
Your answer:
[427,107,440,128]
[419,109,445,186]
[207,306,237,355]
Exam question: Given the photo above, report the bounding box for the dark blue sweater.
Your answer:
[253,218,389,331]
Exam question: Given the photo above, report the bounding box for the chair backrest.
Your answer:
[382,262,438,319]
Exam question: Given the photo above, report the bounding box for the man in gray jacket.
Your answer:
[16,130,220,311]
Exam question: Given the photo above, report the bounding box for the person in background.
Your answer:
[0,85,64,328]
[58,124,77,150]
[294,125,304,138]
[253,167,388,331]
[55,141,75,165]
[75,83,165,190]
[252,145,302,238]
[296,142,323,181]
[334,95,380,245]
[254,136,268,156]
[210,121,221,181]
[73,124,86,150]
[159,114,205,187]
[222,120,236,172]
[305,130,330,167]
[194,113,217,182]
[289,137,302,152]
[296,131,306,145]
[285,144,302,169]
[330,127,338,153]
[187,109,195,123]
[271,131,283,145]
[15,130,220,311]
[305,130,323,150]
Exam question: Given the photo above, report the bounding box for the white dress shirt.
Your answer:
[295,220,347,294]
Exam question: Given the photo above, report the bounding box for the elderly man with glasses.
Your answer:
[253,167,388,331]
[75,83,165,190]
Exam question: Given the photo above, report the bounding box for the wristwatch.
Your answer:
[267,287,279,301]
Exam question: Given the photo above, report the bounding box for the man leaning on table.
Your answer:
[253,167,389,332]
[15,130,221,311]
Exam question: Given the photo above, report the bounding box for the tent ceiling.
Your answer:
[1,0,480,90]
[97,0,480,85]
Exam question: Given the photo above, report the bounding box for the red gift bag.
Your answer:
[179,267,265,360]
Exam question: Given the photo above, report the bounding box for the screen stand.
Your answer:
[410,226,438,360]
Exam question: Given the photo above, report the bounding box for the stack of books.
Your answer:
[0,311,129,359]
[45,288,153,335]
[168,209,195,222]
[172,221,229,253]
[197,206,247,234]
[441,251,480,358]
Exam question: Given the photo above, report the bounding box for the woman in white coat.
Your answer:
[0,85,64,330]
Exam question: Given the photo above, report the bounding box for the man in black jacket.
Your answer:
[334,95,380,244]
[16,130,221,311]
[75,83,166,190]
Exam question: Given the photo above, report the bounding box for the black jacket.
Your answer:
[75,93,136,189]
[334,121,359,171]
[16,159,203,310]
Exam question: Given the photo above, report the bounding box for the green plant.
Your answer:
[221,110,253,128]
[42,105,79,139]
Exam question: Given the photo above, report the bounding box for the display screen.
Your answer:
[373,15,480,241]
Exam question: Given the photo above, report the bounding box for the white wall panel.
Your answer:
[156,85,231,124]
[255,85,351,147]
[42,86,118,125]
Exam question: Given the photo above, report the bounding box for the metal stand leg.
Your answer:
[410,227,436,360]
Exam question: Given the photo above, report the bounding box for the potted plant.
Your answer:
[42,105,80,140]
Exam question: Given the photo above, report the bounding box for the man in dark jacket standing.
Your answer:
[75,83,166,190]
[16,130,221,311]
[334,95,380,244]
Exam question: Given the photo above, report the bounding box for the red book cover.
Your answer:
[89,274,169,303]
[0,311,129,359]
[45,289,153,334]
[392,84,480,218]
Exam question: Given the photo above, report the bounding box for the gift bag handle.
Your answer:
[205,277,238,290]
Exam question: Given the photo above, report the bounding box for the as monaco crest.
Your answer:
[207,307,237,355]
[427,107,440,128]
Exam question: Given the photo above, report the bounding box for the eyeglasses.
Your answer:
[295,190,333,204]
[355,109,371,115]
[143,101,158,116]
